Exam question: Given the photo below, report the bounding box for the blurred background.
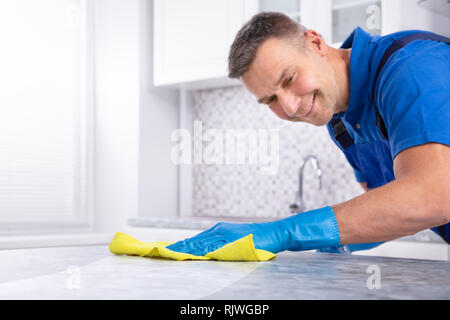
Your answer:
[0,0,449,260]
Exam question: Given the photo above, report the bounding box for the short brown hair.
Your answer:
[228,12,307,79]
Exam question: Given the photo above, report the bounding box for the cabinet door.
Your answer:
[331,0,382,45]
[154,0,245,86]
[310,0,398,47]
[258,0,302,22]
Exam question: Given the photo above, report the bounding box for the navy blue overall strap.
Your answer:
[330,118,353,149]
[434,225,450,244]
[373,32,450,140]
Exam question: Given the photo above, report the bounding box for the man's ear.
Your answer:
[304,30,328,56]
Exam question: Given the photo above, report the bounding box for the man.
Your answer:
[167,12,450,256]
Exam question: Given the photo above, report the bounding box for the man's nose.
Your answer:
[277,91,301,117]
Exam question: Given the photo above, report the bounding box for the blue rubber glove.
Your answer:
[166,206,341,255]
[316,242,385,254]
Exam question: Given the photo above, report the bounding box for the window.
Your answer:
[0,0,93,234]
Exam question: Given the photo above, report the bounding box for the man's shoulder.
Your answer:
[375,32,449,100]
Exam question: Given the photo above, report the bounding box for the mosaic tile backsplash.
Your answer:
[192,85,364,219]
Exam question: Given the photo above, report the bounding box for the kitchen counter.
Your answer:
[0,244,448,300]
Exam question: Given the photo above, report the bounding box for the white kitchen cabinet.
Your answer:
[153,0,401,89]
[153,0,304,88]
[153,0,251,88]
[310,0,401,47]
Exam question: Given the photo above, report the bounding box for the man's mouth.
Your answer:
[302,93,316,118]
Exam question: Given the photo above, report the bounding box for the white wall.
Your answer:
[398,0,450,35]
[93,0,179,233]
[93,0,140,232]
[139,0,179,219]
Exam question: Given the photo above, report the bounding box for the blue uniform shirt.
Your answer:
[326,27,450,184]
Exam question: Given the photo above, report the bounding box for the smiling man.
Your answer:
[167,12,450,256]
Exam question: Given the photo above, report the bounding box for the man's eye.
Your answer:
[268,96,276,104]
[287,75,294,84]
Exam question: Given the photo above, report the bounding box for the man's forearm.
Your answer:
[333,175,448,244]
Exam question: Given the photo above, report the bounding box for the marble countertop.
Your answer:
[0,244,449,299]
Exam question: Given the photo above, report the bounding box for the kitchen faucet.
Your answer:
[289,155,322,214]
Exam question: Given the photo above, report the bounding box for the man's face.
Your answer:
[241,34,340,126]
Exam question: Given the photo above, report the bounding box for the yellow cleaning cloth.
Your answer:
[109,232,276,262]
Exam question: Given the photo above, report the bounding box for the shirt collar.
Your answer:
[340,27,375,125]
